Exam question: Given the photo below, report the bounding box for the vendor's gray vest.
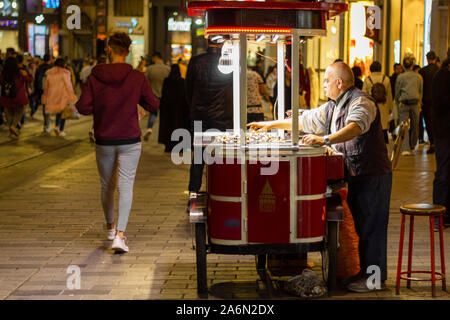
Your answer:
[325,87,392,182]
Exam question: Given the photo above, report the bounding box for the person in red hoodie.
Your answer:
[76,32,159,253]
[0,57,33,139]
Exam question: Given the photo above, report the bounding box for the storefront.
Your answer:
[149,0,206,64]
[21,0,60,58]
[167,10,192,64]
[107,0,149,68]
[385,0,426,73]
[0,0,20,52]
[348,1,375,77]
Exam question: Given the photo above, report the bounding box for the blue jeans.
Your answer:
[55,113,66,131]
[347,173,392,282]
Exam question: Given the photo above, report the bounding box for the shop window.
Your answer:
[114,0,143,17]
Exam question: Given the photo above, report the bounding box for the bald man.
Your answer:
[250,62,392,293]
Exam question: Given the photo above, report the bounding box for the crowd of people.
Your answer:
[0,47,97,138]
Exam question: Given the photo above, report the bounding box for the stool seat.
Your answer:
[400,204,446,215]
[396,203,446,297]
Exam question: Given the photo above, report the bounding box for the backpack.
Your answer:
[1,79,16,98]
[368,75,387,103]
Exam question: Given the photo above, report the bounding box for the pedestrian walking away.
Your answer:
[158,63,190,152]
[34,54,53,133]
[394,57,423,156]
[249,61,392,293]
[186,38,233,210]
[0,57,33,139]
[362,61,393,144]
[431,54,450,229]
[41,58,78,136]
[76,32,159,253]
[419,51,439,154]
[143,52,170,141]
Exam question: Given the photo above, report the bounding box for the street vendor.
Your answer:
[249,61,392,293]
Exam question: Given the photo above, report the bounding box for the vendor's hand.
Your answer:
[247,121,272,131]
[302,134,324,146]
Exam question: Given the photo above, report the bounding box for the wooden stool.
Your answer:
[396,204,447,297]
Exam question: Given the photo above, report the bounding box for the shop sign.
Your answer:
[168,18,192,32]
[0,19,17,28]
[116,18,138,28]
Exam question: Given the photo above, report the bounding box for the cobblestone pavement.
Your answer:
[0,114,448,300]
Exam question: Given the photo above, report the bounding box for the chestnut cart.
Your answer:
[186,0,348,295]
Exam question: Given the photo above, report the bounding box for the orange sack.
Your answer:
[336,188,360,280]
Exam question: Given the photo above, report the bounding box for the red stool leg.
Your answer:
[439,214,446,291]
[429,216,436,297]
[396,214,406,295]
[407,216,414,289]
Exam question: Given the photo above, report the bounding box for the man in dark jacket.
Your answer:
[419,51,439,154]
[186,39,233,202]
[250,62,392,293]
[431,55,450,226]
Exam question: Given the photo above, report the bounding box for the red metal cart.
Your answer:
[186,0,348,295]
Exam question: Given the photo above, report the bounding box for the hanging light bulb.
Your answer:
[218,40,234,74]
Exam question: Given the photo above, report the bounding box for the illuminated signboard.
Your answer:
[168,18,192,32]
[42,0,60,9]
[0,19,17,28]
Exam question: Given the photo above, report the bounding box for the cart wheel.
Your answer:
[195,223,208,295]
[323,220,338,292]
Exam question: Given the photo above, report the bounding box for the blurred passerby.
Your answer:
[17,54,33,130]
[136,56,147,73]
[79,59,94,89]
[419,51,439,154]
[158,64,189,152]
[389,63,404,135]
[362,61,393,143]
[41,58,77,137]
[395,57,423,156]
[76,32,159,253]
[265,65,277,106]
[247,67,270,123]
[352,66,363,90]
[34,54,53,132]
[431,54,450,228]
[178,58,187,79]
[186,39,233,208]
[143,52,170,141]
[87,55,108,143]
[0,57,33,139]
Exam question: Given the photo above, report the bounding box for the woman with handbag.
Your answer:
[41,58,78,137]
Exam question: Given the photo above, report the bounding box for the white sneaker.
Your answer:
[103,223,116,240]
[401,151,411,156]
[111,236,129,253]
[58,131,66,137]
[107,229,116,240]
